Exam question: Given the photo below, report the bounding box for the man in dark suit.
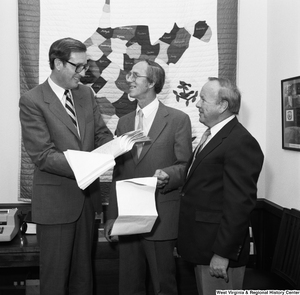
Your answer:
[177,77,264,294]
[19,37,113,295]
[104,60,192,294]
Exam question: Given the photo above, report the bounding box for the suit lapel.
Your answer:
[42,81,80,140]
[137,102,168,162]
[42,81,71,129]
[118,112,138,163]
[185,117,239,183]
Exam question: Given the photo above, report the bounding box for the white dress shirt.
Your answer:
[201,115,235,150]
[135,98,159,135]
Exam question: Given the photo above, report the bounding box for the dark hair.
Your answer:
[208,77,241,114]
[143,60,165,94]
[48,37,87,70]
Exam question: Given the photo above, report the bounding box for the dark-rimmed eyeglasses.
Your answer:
[66,60,89,73]
[126,71,148,82]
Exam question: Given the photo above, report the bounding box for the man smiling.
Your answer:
[19,37,113,295]
[105,60,192,295]
[178,77,264,294]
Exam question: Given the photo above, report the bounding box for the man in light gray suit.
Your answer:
[19,37,113,295]
[104,60,192,295]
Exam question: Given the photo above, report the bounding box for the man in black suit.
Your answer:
[178,77,264,294]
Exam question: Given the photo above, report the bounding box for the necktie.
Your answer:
[188,128,211,175]
[64,90,78,128]
[194,128,211,155]
[136,109,144,158]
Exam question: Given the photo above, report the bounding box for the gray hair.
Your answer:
[208,77,241,114]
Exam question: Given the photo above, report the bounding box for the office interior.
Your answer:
[1,0,300,293]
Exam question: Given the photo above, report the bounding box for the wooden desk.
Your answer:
[0,233,39,268]
[0,231,120,295]
[0,233,39,294]
[0,227,197,295]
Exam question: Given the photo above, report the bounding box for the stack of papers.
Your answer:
[64,151,115,190]
[111,177,158,236]
[93,130,150,158]
[64,130,150,190]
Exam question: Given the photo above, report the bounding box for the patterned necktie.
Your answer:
[187,128,211,175]
[136,109,144,158]
[64,90,78,128]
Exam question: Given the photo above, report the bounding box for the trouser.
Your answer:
[37,198,95,295]
[118,235,178,295]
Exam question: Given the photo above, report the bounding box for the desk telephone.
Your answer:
[0,208,19,242]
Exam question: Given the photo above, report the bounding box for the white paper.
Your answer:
[111,177,158,235]
[93,130,150,158]
[64,150,115,190]
[64,130,150,190]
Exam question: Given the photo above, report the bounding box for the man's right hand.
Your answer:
[104,219,119,242]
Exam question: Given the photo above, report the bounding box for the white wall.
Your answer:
[1,0,300,209]
[265,0,300,209]
[0,0,20,203]
[238,0,300,210]
[238,0,268,200]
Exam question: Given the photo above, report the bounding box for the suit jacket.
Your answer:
[107,102,192,241]
[178,117,264,267]
[19,80,113,225]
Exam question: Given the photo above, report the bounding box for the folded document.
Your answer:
[64,130,150,190]
[64,151,115,190]
[111,177,158,236]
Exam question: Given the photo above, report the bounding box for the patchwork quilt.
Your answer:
[18,0,237,201]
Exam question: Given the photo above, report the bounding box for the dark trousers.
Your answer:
[37,198,95,295]
[119,235,178,295]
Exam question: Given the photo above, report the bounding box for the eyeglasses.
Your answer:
[66,60,89,73]
[126,71,148,81]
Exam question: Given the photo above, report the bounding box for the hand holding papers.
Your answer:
[64,151,115,190]
[110,177,158,236]
[64,130,150,190]
[93,130,150,157]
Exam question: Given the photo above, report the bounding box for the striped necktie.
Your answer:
[64,90,77,128]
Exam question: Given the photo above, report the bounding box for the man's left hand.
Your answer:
[209,254,229,283]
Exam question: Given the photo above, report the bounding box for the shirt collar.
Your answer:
[136,98,159,118]
[48,77,66,102]
[210,115,235,137]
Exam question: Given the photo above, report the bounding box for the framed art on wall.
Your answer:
[282,76,300,151]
